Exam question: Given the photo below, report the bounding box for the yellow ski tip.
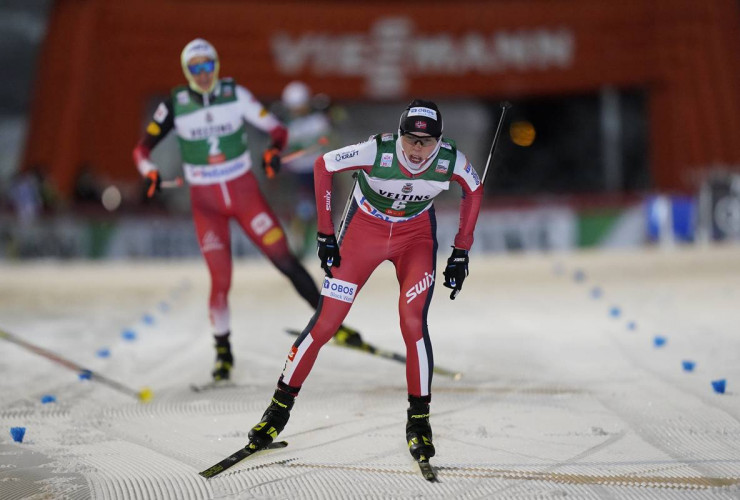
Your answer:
[138,387,154,402]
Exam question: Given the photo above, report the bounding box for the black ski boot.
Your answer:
[406,395,435,460]
[333,324,364,347]
[248,388,296,449]
[212,334,233,381]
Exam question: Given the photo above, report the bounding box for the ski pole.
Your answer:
[0,327,153,402]
[162,137,332,188]
[480,101,512,186]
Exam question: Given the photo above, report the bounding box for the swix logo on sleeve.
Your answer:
[321,277,357,303]
[405,270,435,303]
[324,190,331,211]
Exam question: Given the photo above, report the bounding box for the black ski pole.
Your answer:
[480,101,512,186]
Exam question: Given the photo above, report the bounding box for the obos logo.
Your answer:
[321,277,357,303]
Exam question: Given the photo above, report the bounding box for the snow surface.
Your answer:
[1,245,739,499]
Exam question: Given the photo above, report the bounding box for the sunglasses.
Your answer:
[402,133,439,148]
[187,60,215,75]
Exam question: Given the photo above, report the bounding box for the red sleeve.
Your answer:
[133,142,151,165]
[269,125,288,151]
[451,175,484,250]
[314,155,336,235]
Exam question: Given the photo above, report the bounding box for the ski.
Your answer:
[416,457,438,482]
[190,380,238,393]
[285,329,463,380]
[199,441,288,478]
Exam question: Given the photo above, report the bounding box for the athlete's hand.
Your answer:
[262,147,281,179]
[442,247,469,300]
[144,170,161,198]
[317,232,341,278]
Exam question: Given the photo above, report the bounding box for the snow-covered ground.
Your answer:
[1,245,739,499]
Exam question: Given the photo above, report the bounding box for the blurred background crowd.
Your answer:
[1,0,739,260]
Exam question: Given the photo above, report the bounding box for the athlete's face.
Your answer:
[187,56,215,93]
[401,132,438,164]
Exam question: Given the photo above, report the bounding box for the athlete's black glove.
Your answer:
[144,170,161,198]
[262,146,281,179]
[317,232,341,278]
[442,247,469,300]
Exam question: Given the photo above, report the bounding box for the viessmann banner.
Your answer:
[269,17,575,98]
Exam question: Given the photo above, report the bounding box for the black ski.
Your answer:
[199,441,288,478]
[285,329,463,380]
[190,380,238,393]
[417,457,438,482]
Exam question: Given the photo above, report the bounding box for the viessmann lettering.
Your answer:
[271,18,574,97]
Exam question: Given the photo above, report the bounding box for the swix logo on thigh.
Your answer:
[201,231,225,253]
[321,277,357,303]
[405,270,435,303]
[250,212,273,235]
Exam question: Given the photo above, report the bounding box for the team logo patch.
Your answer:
[440,141,452,150]
[402,183,413,194]
[176,90,189,105]
[381,133,394,142]
[435,159,449,173]
[146,121,161,136]
[223,85,233,97]
[380,153,393,167]
[153,102,168,123]
[262,227,284,245]
[321,277,357,303]
[250,212,273,235]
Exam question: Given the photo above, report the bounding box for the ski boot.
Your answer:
[406,395,435,460]
[248,388,296,449]
[212,334,233,381]
[333,324,364,347]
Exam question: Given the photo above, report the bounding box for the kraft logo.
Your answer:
[335,150,358,162]
[320,277,357,303]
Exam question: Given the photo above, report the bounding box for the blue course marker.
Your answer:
[681,360,696,372]
[158,301,170,313]
[590,286,602,299]
[627,321,637,331]
[10,427,26,443]
[609,306,621,318]
[653,335,667,348]
[41,395,56,404]
[711,379,726,394]
[573,269,586,283]
[78,370,92,380]
[121,329,137,341]
[96,348,111,358]
[142,314,155,325]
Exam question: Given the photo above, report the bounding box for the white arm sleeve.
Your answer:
[322,137,378,173]
[236,85,282,133]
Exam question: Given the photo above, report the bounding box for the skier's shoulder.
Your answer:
[373,132,398,146]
